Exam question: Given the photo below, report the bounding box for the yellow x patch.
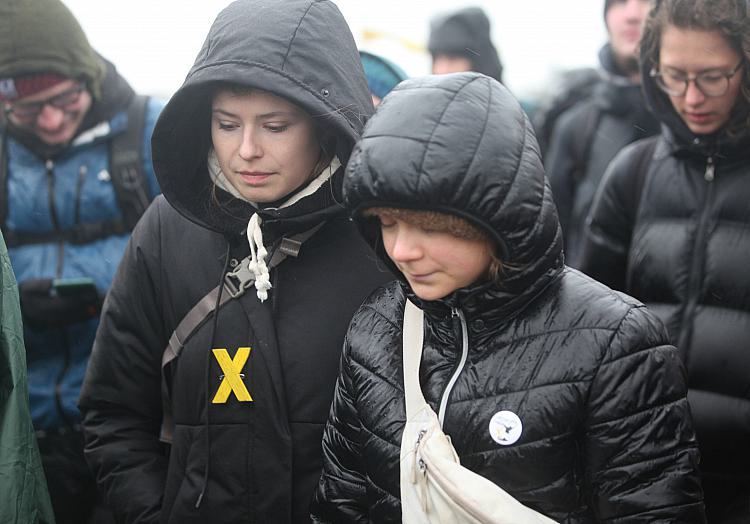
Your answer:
[212,347,253,404]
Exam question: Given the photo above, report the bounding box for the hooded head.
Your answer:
[359,51,408,104]
[151,0,373,234]
[344,72,562,311]
[639,0,750,148]
[0,0,105,102]
[428,7,504,83]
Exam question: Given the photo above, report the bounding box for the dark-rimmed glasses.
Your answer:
[3,82,86,123]
[650,61,744,97]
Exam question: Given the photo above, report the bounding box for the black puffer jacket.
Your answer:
[311,73,704,522]
[546,44,659,268]
[78,1,391,523]
[581,34,750,518]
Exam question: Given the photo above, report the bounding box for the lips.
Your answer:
[239,171,273,185]
[685,112,713,125]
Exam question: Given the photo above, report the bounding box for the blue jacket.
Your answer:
[5,95,162,430]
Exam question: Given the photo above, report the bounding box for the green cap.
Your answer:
[0,0,105,101]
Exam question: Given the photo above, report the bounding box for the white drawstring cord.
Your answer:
[246,213,272,302]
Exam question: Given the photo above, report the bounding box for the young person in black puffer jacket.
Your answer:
[77,1,392,522]
[311,72,705,523]
[581,0,750,521]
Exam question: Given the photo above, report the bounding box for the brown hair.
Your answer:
[640,0,750,137]
[364,207,505,284]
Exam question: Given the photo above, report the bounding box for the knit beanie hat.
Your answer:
[428,7,504,83]
[0,0,105,102]
[359,51,408,101]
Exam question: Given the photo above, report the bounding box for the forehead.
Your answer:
[659,26,740,69]
[211,88,305,117]
[13,78,80,104]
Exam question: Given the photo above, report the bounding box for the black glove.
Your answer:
[19,278,103,329]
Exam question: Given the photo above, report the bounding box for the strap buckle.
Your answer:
[224,257,255,298]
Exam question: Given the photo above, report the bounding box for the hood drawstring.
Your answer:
[195,241,232,509]
[246,213,272,302]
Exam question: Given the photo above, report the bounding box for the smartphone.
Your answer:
[52,277,98,297]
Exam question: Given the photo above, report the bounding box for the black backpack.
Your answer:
[0,95,152,247]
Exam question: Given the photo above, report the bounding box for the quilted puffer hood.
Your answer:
[344,72,563,313]
[151,0,373,234]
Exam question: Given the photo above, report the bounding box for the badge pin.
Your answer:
[489,410,523,446]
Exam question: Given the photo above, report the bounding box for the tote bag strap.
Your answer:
[403,299,429,419]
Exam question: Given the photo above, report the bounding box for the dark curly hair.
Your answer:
[640,0,750,137]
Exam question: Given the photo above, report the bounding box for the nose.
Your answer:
[238,129,261,160]
[388,226,422,263]
[684,79,706,106]
[624,0,648,21]
[36,104,65,131]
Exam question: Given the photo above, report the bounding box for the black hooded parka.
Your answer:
[581,26,750,519]
[311,73,705,522]
[78,1,392,523]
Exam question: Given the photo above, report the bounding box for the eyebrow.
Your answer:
[211,108,299,120]
[661,64,733,74]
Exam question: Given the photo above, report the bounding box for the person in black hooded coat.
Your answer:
[77,1,392,523]
[581,0,750,521]
[310,72,705,523]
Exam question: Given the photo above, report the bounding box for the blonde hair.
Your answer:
[364,207,504,283]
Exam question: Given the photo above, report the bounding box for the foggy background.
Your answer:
[62,0,608,104]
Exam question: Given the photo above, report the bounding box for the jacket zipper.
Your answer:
[45,159,64,278]
[677,156,715,357]
[437,307,469,429]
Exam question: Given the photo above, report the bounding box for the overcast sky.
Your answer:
[63,0,608,101]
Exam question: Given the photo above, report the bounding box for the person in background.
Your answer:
[544,0,658,268]
[359,50,408,106]
[0,0,163,522]
[427,6,504,83]
[581,0,750,521]
[0,231,55,524]
[311,72,705,523]
[78,0,392,522]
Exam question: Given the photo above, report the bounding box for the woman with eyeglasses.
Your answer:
[581,0,750,521]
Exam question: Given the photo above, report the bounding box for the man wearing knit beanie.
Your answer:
[0,1,164,522]
[542,0,657,268]
[427,7,504,84]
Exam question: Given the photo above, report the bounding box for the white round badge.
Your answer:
[489,410,523,446]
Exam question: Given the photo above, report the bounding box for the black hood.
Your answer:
[640,40,750,158]
[151,0,373,234]
[428,7,504,83]
[344,72,563,317]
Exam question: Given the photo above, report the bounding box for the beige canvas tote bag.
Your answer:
[399,299,558,524]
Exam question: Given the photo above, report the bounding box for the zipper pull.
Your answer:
[704,156,715,182]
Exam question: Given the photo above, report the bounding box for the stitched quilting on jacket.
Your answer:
[311,73,705,523]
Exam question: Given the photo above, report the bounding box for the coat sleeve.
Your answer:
[577,144,641,291]
[583,303,706,522]
[78,199,169,524]
[310,328,369,523]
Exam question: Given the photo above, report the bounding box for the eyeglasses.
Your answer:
[650,61,744,97]
[3,83,86,122]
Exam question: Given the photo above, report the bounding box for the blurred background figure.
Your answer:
[0,0,162,522]
[359,50,408,105]
[427,6,504,83]
[543,0,658,268]
[581,0,750,520]
[0,231,55,524]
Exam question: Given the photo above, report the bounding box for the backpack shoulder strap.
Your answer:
[626,136,659,217]
[109,94,151,230]
[570,102,603,184]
